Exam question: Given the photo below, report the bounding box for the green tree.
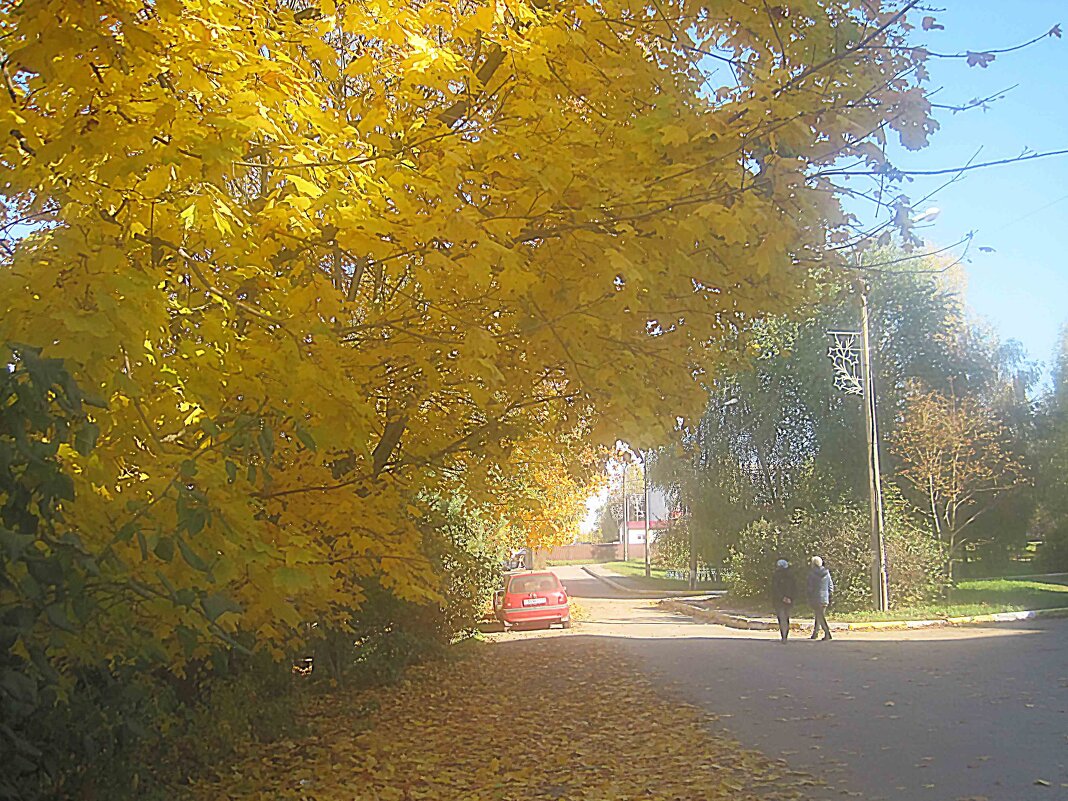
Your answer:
[891,385,1027,579]
[1033,325,1068,570]
[650,383,784,567]
[653,251,1035,572]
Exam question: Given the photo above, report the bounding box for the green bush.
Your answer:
[6,651,297,801]
[307,498,500,687]
[725,500,945,611]
[1034,523,1068,573]
[650,523,690,570]
[0,353,295,798]
[0,352,500,800]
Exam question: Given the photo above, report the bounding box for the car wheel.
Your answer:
[561,619,572,629]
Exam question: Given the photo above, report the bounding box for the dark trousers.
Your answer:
[775,605,792,640]
[811,602,831,638]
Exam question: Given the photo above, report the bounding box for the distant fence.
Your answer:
[663,566,722,583]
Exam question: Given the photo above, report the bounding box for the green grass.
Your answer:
[601,560,725,591]
[833,579,1068,622]
[835,604,1021,622]
[953,578,1068,607]
[713,578,1068,622]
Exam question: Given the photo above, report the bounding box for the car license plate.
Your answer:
[523,597,547,607]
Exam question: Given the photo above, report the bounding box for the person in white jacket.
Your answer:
[806,556,834,641]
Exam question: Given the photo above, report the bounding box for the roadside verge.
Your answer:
[581,565,720,598]
[660,598,1068,632]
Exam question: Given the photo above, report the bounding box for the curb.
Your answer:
[580,566,717,599]
[659,599,779,630]
[660,599,1068,631]
[970,572,1068,583]
[841,606,1068,630]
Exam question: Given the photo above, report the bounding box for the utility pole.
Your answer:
[858,285,890,612]
[824,210,941,611]
[622,466,629,562]
[642,450,651,578]
[828,299,888,612]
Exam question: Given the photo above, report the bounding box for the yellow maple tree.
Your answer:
[493,433,605,553]
[0,0,932,664]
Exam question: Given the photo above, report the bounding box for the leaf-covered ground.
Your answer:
[191,637,819,800]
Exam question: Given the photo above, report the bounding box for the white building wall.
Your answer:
[618,486,674,544]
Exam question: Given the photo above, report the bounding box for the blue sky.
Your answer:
[873,1,1067,370]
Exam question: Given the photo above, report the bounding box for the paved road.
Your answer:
[555,564,632,599]
[547,565,1068,801]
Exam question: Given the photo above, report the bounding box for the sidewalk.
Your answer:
[581,564,723,598]
[661,597,1068,632]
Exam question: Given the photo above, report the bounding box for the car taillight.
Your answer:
[556,592,567,604]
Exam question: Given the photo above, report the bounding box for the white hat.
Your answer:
[810,556,823,567]
[776,559,789,569]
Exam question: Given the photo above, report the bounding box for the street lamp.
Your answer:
[620,452,630,563]
[860,282,889,612]
[618,446,653,573]
[641,449,651,578]
[615,445,640,563]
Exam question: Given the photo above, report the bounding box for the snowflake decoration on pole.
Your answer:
[827,331,863,395]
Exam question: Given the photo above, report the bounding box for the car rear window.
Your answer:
[508,574,560,594]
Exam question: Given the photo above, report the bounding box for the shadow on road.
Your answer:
[491,618,1068,801]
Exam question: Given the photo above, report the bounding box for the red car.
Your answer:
[493,570,572,630]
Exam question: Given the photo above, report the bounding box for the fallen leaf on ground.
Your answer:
[190,639,823,800]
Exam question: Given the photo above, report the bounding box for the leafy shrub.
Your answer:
[884,507,949,607]
[308,500,501,687]
[725,499,945,611]
[427,503,501,637]
[26,654,296,801]
[1,352,299,800]
[311,587,444,687]
[1035,531,1068,572]
[1033,509,1068,573]
[0,346,109,799]
[0,351,501,800]
[650,522,690,570]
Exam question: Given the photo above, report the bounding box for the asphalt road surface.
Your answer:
[545,565,1068,801]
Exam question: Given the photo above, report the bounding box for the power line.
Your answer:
[987,192,1068,236]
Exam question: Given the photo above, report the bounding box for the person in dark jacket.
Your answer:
[770,559,796,643]
[807,556,834,641]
